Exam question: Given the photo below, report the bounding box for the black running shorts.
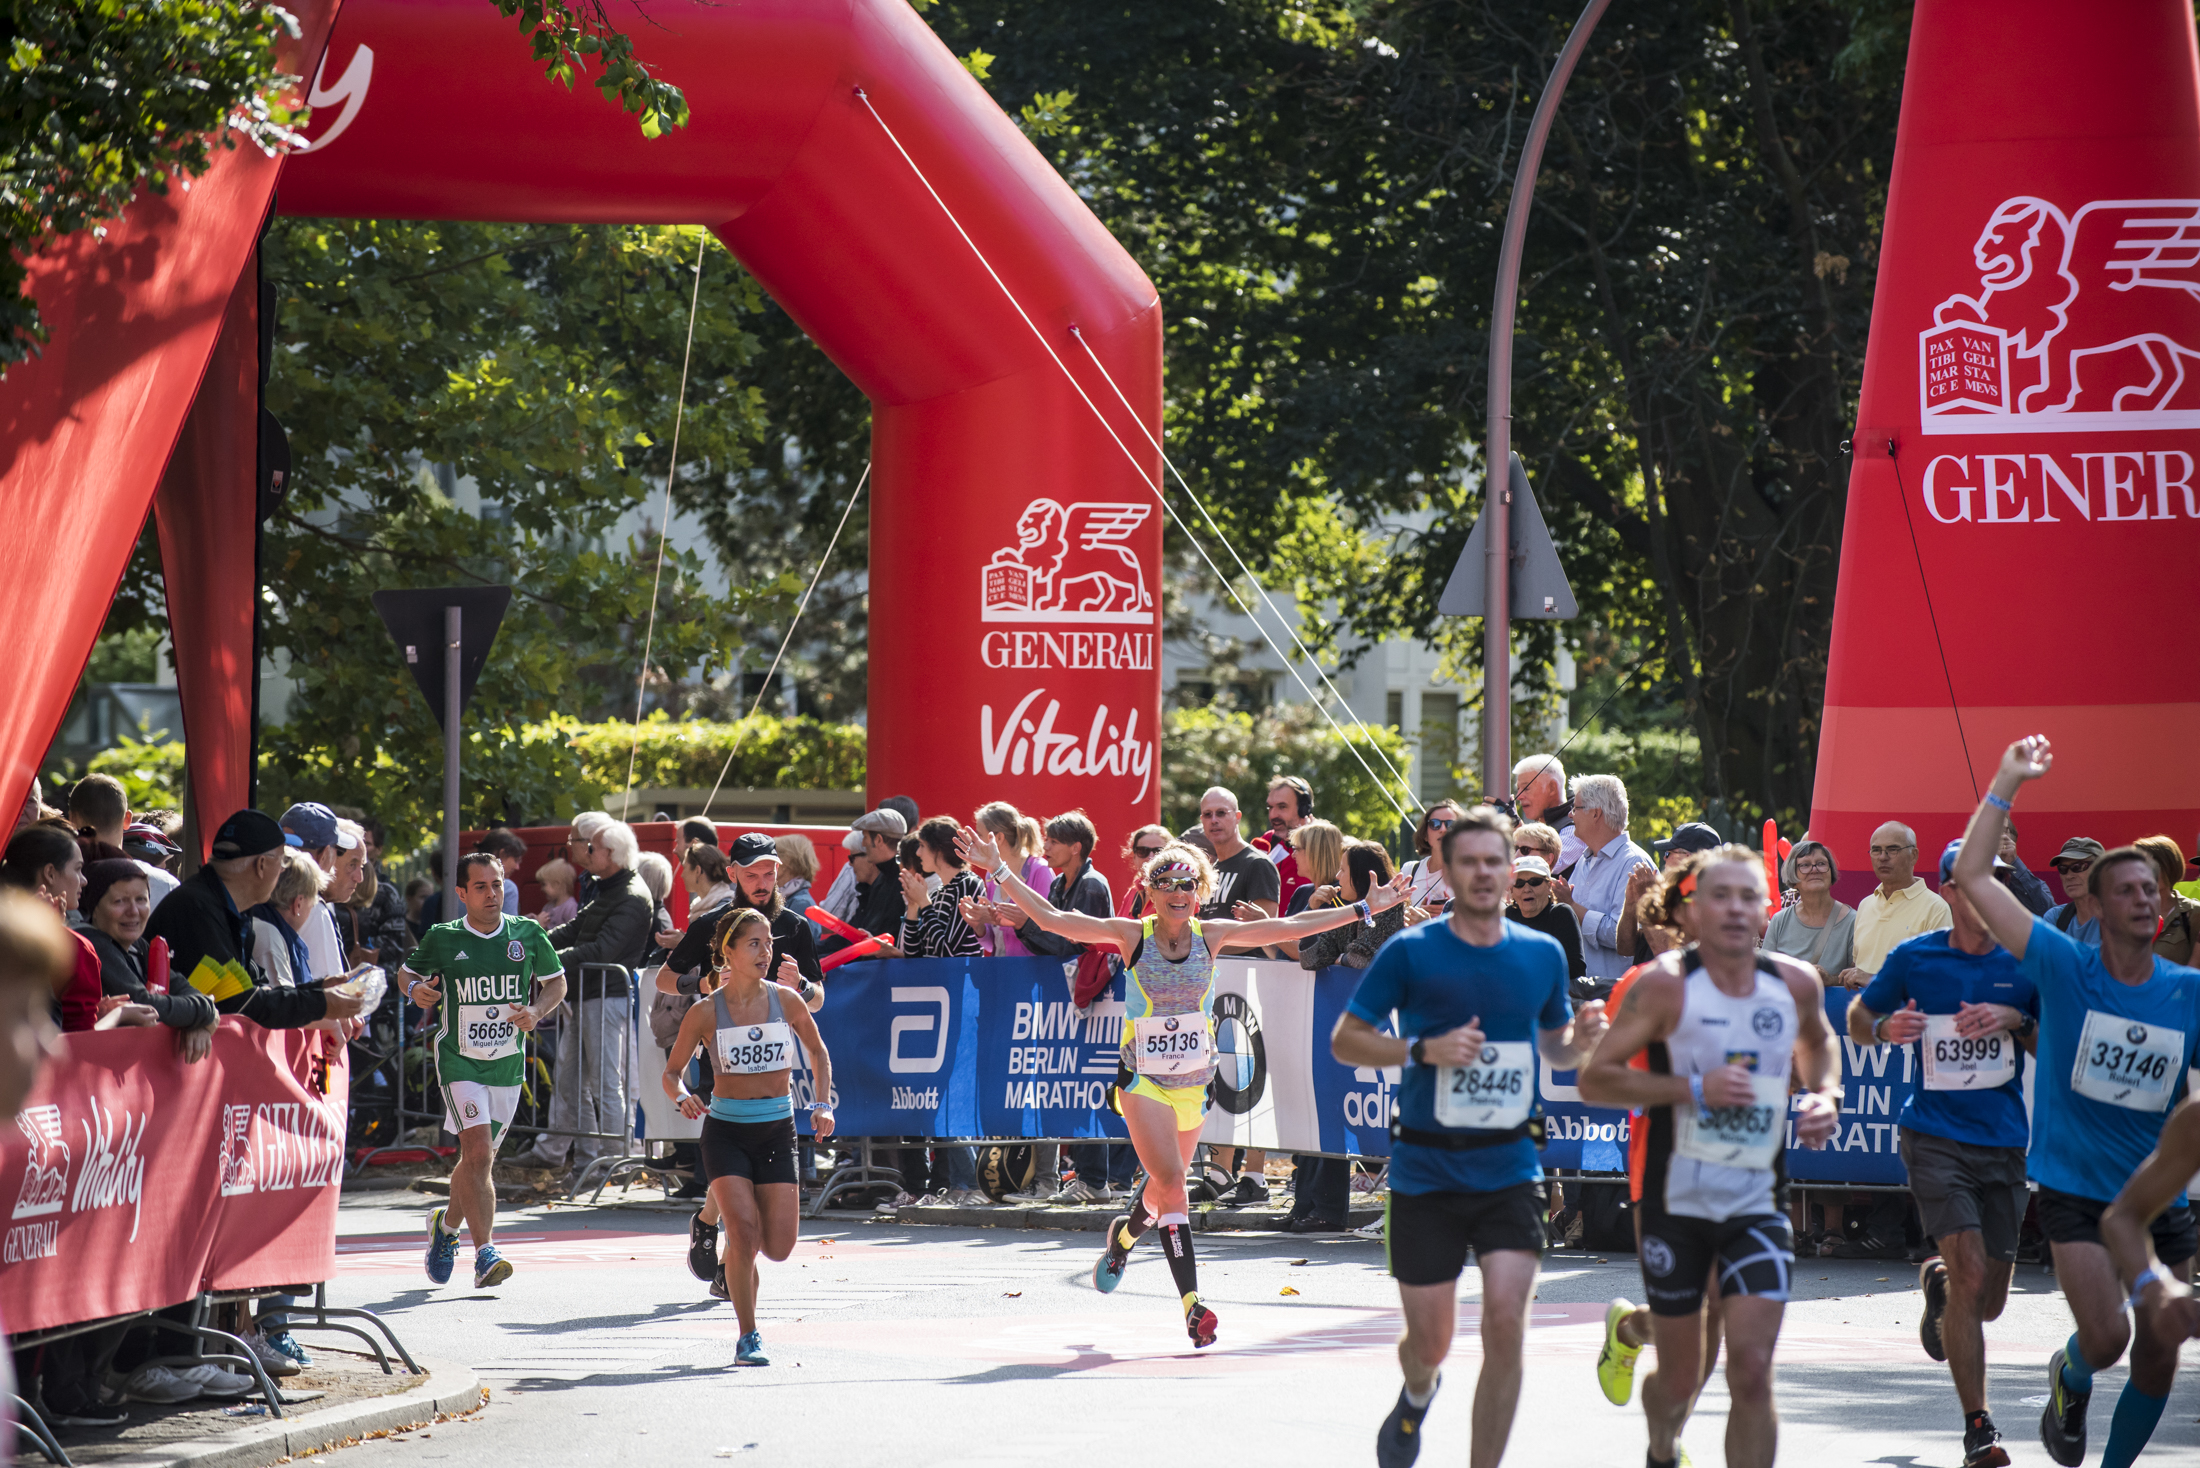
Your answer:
[700,1114,799,1187]
[2036,1186,2199,1266]
[1638,1206,1793,1316]
[1385,1183,1547,1286]
[1898,1126,2030,1263]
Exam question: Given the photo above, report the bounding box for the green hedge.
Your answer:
[1160,704,1417,846]
[555,712,867,794]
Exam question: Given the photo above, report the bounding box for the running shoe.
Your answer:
[1094,1216,1133,1293]
[710,1264,730,1301]
[1918,1257,1949,1362]
[1597,1297,1645,1405]
[2040,1348,2089,1467]
[1964,1413,2011,1468]
[1376,1375,1438,1468]
[1220,1174,1270,1207]
[1184,1293,1218,1349]
[735,1331,769,1366]
[265,1331,313,1368]
[688,1210,720,1281]
[473,1245,514,1289]
[424,1206,460,1285]
[1049,1178,1109,1205]
[243,1334,303,1379]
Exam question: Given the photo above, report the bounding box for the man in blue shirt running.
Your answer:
[1952,736,2200,1468]
[1333,805,1607,1468]
[1850,838,2039,1468]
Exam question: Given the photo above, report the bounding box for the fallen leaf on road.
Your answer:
[1288,1258,1309,1266]
[1003,1291,1022,1297]
[1279,1286,1301,1296]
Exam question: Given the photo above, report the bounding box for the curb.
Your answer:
[92,1359,484,1468]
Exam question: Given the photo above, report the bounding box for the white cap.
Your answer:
[1513,855,1552,878]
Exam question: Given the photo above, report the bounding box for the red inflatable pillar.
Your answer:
[1812,0,2200,864]
[281,0,1163,869]
[155,263,263,856]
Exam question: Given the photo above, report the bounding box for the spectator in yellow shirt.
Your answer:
[1836,820,1951,987]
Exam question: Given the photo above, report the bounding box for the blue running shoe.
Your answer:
[424,1208,460,1285]
[474,1244,513,1289]
[1093,1214,1132,1293]
[265,1332,312,1368]
[735,1331,769,1366]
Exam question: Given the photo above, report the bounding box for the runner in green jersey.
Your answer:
[401,854,566,1289]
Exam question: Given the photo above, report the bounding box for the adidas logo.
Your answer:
[454,950,469,961]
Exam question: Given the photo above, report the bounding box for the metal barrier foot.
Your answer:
[257,1286,421,1375]
[10,1393,71,1466]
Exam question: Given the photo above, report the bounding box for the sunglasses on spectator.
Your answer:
[2053,859,2094,875]
[1428,816,1455,830]
[1513,844,1541,856]
[1133,844,1166,859]
[1512,876,1546,890]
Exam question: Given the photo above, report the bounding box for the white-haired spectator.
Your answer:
[1513,752,1582,871]
[515,819,650,1181]
[1837,819,1951,986]
[563,810,613,908]
[1557,773,1654,997]
[248,850,330,991]
[1761,838,1857,986]
[775,834,819,918]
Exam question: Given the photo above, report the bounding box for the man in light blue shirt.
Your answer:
[1559,773,1655,993]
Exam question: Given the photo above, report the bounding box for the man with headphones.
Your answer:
[1255,775,1315,911]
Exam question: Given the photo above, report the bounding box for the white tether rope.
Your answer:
[622,231,712,821]
[853,87,1415,821]
[699,461,873,819]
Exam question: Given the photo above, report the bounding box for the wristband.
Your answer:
[1872,1013,1890,1044]
[1983,790,2013,812]
[809,1102,834,1113]
[1688,1074,1707,1113]
[2128,1265,2166,1313]
[1355,899,1374,927]
[1406,1036,1425,1067]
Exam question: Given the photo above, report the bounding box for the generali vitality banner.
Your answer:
[1813,0,2200,862]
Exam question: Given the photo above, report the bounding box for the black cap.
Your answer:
[1652,821,1724,858]
[210,809,298,860]
[728,832,780,866]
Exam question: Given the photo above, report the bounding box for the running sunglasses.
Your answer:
[1511,876,1546,890]
[2052,860,2094,875]
[1147,870,1200,892]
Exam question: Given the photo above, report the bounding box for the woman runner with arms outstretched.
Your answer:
[662,908,835,1367]
[961,827,1408,1348]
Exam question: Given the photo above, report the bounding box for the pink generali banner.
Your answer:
[0,1023,348,1336]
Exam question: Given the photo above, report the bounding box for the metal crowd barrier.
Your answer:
[354,962,641,1190]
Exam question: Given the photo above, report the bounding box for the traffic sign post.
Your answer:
[372,586,511,900]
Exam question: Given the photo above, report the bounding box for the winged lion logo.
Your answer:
[981,499,1154,624]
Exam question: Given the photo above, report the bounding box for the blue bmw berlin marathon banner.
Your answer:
[787,957,1920,1186]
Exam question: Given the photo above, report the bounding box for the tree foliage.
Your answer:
[1160,703,1414,846]
[0,0,686,370]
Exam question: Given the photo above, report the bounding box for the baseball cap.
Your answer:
[123,821,180,857]
[2051,836,2106,866]
[1938,838,2011,882]
[211,809,300,860]
[279,802,358,852]
[851,808,909,839]
[1652,821,1724,858]
[728,832,779,866]
[1513,855,1553,879]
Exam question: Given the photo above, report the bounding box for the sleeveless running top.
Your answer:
[1122,916,1217,1091]
[1641,950,1798,1222]
[712,981,795,1078]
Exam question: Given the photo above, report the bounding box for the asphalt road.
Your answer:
[318,1189,2200,1468]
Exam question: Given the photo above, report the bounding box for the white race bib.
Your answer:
[458,1003,522,1062]
[1922,1013,2016,1091]
[2071,1009,2185,1112]
[1675,1072,1789,1170]
[1131,1014,1213,1077]
[716,1020,796,1076]
[1433,1041,1534,1130]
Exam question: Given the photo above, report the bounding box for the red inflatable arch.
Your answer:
[1813,0,2200,866]
[1,0,1162,864]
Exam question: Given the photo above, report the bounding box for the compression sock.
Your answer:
[1158,1213,1200,1301]
[1115,1195,1158,1253]
[2099,1382,2168,1468]
[2060,1332,2095,1395]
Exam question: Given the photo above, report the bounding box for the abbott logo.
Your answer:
[888,987,951,1074]
[1923,195,2200,432]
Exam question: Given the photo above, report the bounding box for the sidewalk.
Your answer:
[29,1354,480,1468]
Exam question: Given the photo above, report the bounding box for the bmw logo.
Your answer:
[1480,1045,1500,1065]
[1641,1237,1675,1276]
[485,1007,501,1020]
[748,1026,764,1040]
[1164,1017,1180,1032]
[1208,994,1267,1116]
[2127,1024,2148,1045]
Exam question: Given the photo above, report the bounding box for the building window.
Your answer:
[1418,692,1458,805]
[1385,691,1403,731]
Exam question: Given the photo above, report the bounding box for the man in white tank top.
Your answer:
[1581,846,1841,1468]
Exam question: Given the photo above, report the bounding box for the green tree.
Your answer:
[252,219,780,851]
[1159,705,1413,844]
[0,0,687,370]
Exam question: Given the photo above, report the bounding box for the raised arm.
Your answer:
[957,829,1140,952]
[1578,965,1690,1110]
[1205,872,1411,950]
[1952,736,2053,959]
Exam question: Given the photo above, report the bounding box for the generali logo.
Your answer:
[981,499,1153,624]
[1912,195,2200,523]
